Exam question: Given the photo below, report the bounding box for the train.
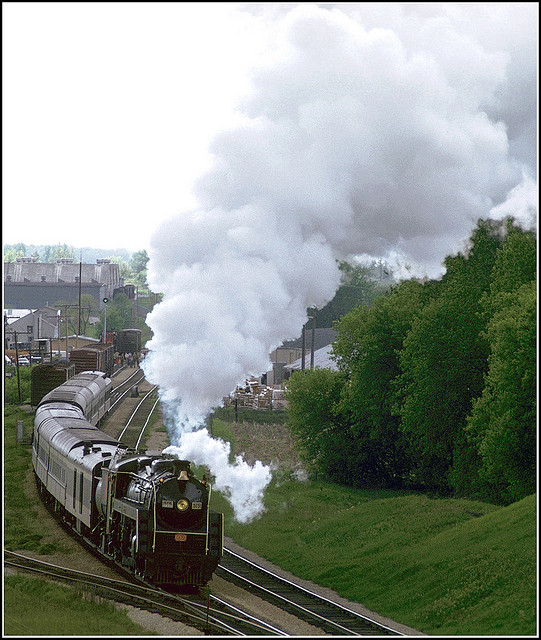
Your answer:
[69,343,115,377]
[32,371,223,587]
[115,328,142,355]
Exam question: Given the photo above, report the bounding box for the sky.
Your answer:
[4,1,537,523]
[3,2,537,260]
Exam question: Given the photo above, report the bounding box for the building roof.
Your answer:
[285,343,338,372]
[4,259,121,286]
[4,307,60,324]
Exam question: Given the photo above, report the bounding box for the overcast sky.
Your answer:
[3,2,537,262]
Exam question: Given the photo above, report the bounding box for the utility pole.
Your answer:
[12,330,22,404]
[310,307,317,370]
[57,304,78,361]
[102,298,109,343]
[5,328,29,404]
[301,324,306,372]
[77,251,82,348]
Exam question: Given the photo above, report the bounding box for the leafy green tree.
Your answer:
[452,221,537,502]
[127,249,149,290]
[470,280,536,503]
[95,292,134,335]
[332,279,428,487]
[395,219,505,492]
[3,244,27,262]
[48,244,75,262]
[285,368,355,484]
[130,250,149,274]
[483,219,537,310]
[315,260,386,327]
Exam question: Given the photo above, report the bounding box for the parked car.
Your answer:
[17,356,31,366]
[5,355,14,365]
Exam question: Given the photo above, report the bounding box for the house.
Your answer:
[4,307,59,351]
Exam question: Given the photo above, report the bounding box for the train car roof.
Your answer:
[42,421,119,456]
[55,429,118,454]
[39,373,110,408]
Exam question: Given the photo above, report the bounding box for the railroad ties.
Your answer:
[218,548,405,636]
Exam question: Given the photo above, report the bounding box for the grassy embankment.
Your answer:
[4,405,537,636]
[210,414,537,636]
[3,406,156,636]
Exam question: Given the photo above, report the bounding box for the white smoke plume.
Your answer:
[163,430,272,524]
[142,3,537,521]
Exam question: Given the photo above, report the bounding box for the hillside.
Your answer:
[211,417,537,636]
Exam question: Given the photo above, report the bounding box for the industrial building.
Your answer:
[4,257,124,309]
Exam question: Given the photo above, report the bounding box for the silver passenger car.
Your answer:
[32,372,118,529]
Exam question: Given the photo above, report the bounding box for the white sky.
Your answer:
[3,2,268,252]
[2,2,538,257]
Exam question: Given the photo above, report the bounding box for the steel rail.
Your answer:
[5,550,280,636]
[220,547,404,636]
[134,398,160,449]
[117,385,157,441]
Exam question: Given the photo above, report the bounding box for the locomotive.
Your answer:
[32,371,223,587]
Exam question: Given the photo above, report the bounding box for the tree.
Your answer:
[395,219,505,492]
[130,249,149,274]
[95,292,134,335]
[315,260,386,327]
[463,281,536,504]
[332,279,428,487]
[285,368,354,484]
[451,221,537,503]
[42,244,75,262]
[3,244,27,262]
[128,249,149,290]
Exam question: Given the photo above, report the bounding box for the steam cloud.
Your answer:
[142,4,537,522]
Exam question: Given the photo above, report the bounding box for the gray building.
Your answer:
[4,258,123,309]
[266,328,337,385]
[4,307,60,350]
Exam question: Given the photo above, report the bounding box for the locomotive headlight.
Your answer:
[176,498,190,511]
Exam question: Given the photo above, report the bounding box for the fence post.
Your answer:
[16,420,24,443]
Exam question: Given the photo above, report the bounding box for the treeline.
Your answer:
[286,218,536,505]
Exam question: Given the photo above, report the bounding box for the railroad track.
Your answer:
[4,550,287,636]
[218,547,404,636]
[110,367,146,409]
[42,368,405,635]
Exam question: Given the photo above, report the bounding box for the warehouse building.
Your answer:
[4,257,123,309]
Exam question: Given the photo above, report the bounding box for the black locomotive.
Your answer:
[32,371,223,587]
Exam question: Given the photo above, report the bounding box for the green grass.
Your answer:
[4,365,32,404]
[210,458,536,635]
[3,575,156,636]
[3,406,68,554]
[212,405,288,425]
[5,405,537,636]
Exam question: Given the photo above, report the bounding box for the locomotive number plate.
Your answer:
[162,500,174,508]
[175,533,188,542]
[192,501,202,510]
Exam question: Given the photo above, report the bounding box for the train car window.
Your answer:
[79,472,84,513]
[73,469,77,510]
